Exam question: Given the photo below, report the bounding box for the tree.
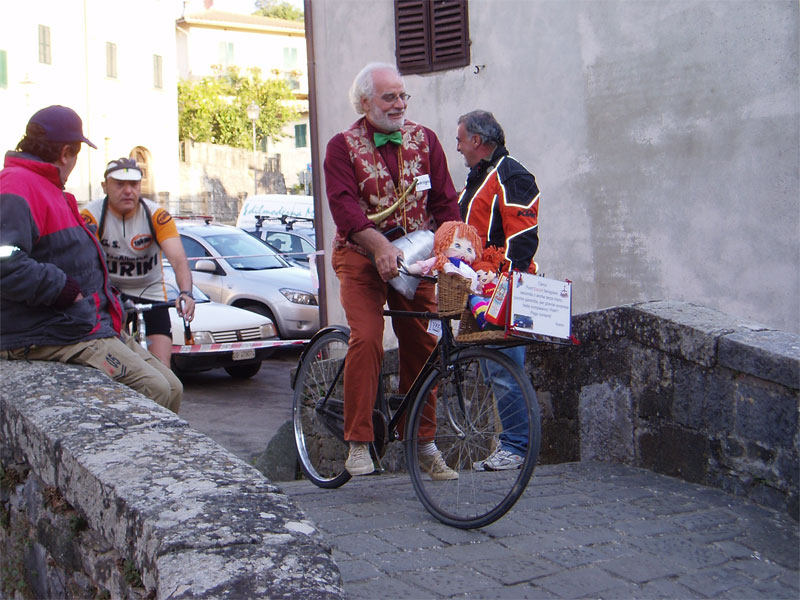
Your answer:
[255,0,304,21]
[178,66,299,149]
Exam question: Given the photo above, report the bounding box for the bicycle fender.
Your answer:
[291,324,351,389]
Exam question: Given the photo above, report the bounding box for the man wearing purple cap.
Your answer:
[0,106,182,413]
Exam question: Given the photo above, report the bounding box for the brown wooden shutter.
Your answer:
[395,0,469,75]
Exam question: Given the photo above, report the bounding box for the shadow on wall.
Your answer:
[258,170,287,196]
[179,170,288,223]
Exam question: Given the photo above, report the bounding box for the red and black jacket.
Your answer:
[459,146,539,273]
[0,152,123,350]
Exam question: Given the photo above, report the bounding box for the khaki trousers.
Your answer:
[332,246,437,442]
[1,333,182,413]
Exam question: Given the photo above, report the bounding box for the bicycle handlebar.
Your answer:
[397,258,438,283]
[122,299,177,313]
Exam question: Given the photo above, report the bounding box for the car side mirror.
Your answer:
[195,259,219,273]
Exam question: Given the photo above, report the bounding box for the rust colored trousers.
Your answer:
[332,246,438,443]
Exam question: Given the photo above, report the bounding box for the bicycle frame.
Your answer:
[293,301,543,527]
[382,309,460,442]
[307,309,528,448]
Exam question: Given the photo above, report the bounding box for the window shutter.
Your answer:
[396,0,431,74]
[395,0,469,75]
[431,1,469,69]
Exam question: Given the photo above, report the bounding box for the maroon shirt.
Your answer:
[324,117,460,241]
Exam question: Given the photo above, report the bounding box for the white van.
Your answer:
[236,194,314,230]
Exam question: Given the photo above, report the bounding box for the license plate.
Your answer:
[232,349,256,361]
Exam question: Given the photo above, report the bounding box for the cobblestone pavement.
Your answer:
[279,461,799,599]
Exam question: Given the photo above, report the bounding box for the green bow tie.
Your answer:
[374,131,403,147]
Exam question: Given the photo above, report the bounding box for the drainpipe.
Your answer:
[83,0,93,202]
[303,0,328,327]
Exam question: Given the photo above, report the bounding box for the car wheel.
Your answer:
[170,358,189,380]
[240,304,279,358]
[224,362,262,379]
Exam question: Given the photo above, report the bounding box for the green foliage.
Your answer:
[178,66,299,150]
[122,559,143,588]
[255,0,304,21]
[0,466,24,491]
[0,517,30,597]
[69,514,88,535]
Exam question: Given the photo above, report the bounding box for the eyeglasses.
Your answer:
[378,92,411,104]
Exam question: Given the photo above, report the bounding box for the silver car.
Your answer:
[243,215,317,269]
[177,221,319,339]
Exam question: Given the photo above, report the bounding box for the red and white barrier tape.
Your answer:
[172,338,307,354]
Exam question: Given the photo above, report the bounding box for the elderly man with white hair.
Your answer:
[323,62,461,479]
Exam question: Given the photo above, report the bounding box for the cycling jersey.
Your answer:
[81,198,179,300]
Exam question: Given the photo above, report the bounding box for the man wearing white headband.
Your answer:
[81,157,195,366]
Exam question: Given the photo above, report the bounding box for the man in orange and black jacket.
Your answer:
[456,110,539,274]
[455,109,540,471]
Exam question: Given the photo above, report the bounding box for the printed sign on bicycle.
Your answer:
[508,273,572,339]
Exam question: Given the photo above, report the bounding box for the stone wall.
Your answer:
[0,360,343,599]
[177,141,287,223]
[529,300,799,520]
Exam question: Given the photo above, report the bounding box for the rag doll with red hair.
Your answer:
[405,221,483,292]
[468,245,506,329]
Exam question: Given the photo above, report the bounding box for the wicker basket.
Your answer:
[436,272,472,316]
[455,306,513,344]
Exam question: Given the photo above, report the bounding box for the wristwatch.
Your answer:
[179,290,194,299]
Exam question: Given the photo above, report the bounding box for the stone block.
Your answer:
[638,424,710,483]
[626,301,755,366]
[0,359,343,598]
[254,419,299,482]
[540,418,579,464]
[718,329,800,389]
[630,344,674,419]
[733,376,797,450]
[672,362,735,432]
[579,379,634,463]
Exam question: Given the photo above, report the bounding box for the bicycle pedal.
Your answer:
[369,447,386,474]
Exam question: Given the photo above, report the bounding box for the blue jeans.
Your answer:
[482,345,529,456]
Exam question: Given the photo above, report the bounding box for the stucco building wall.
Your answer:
[0,0,179,205]
[308,0,799,334]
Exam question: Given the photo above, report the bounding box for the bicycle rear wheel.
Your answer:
[292,330,352,488]
[405,346,540,528]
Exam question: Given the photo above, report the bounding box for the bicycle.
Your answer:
[292,272,542,529]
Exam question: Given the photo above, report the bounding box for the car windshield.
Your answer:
[203,232,288,271]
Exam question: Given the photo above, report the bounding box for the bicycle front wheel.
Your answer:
[405,346,540,528]
[292,330,352,488]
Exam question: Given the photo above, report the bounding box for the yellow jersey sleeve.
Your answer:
[151,207,179,244]
[80,208,98,229]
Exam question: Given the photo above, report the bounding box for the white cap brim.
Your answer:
[106,169,142,181]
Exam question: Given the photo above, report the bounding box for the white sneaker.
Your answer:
[474,448,523,471]
[345,442,374,476]
[418,450,459,481]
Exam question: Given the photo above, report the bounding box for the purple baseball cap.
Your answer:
[28,105,97,149]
